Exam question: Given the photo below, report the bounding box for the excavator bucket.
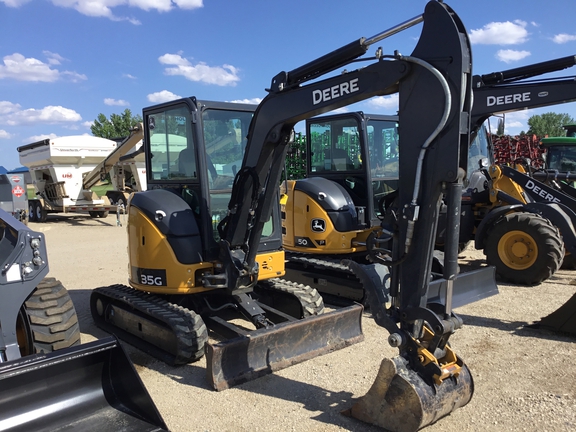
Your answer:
[0,336,168,432]
[344,356,474,432]
[529,292,576,336]
[206,303,364,390]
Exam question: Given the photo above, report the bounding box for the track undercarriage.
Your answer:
[90,279,364,390]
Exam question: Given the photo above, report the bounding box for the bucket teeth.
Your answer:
[343,356,474,432]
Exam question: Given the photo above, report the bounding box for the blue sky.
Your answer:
[2,0,576,170]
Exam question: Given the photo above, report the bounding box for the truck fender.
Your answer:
[475,204,524,250]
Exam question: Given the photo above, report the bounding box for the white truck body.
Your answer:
[18,135,119,220]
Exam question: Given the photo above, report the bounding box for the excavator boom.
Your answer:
[212,1,477,430]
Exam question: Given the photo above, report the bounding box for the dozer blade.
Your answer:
[206,303,364,391]
[428,266,499,309]
[0,336,168,432]
[529,292,576,336]
[344,356,474,432]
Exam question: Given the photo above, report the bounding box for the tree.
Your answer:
[91,109,143,139]
[527,112,575,137]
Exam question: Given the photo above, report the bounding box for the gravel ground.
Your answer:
[32,213,576,432]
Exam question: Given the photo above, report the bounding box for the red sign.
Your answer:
[62,173,73,179]
[12,185,24,198]
[11,176,20,183]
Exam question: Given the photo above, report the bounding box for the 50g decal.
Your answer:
[133,267,167,286]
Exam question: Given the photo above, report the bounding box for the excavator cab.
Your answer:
[307,112,399,223]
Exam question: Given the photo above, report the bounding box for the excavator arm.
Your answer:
[212,2,476,430]
[471,55,576,137]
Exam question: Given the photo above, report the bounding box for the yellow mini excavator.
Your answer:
[92,1,487,429]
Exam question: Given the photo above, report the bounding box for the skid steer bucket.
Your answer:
[0,336,168,432]
[529,292,576,336]
[206,303,364,391]
[344,356,474,432]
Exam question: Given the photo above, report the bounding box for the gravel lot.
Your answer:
[33,213,575,432]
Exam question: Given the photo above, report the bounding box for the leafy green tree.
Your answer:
[91,109,143,139]
[527,112,575,137]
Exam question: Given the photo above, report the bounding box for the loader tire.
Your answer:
[254,279,325,318]
[17,277,81,356]
[485,212,563,285]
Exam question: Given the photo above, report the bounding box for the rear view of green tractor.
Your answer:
[0,208,167,431]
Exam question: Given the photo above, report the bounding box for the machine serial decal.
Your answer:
[133,267,167,286]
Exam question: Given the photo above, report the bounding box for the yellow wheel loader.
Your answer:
[93,1,487,429]
[0,209,167,431]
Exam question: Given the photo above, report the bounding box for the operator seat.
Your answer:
[178,147,196,178]
[324,148,355,171]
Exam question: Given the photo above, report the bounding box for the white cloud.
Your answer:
[228,98,262,105]
[147,90,182,103]
[496,49,531,63]
[0,0,32,6]
[0,129,14,139]
[553,34,576,44]
[0,101,21,115]
[172,0,202,9]
[0,53,87,82]
[43,51,65,65]
[469,20,529,45]
[123,73,137,79]
[104,98,130,106]
[488,110,533,135]
[26,133,59,143]
[35,0,204,24]
[159,53,240,86]
[366,94,399,112]
[0,103,82,126]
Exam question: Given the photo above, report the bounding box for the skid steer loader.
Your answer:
[0,208,167,431]
[94,1,486,429]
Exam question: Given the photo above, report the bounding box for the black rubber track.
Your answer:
[255,278,325,317]
[91,284,208,365]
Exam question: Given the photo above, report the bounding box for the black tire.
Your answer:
[17,277,81,355]
[484,212,564,285]
[97,211,109,218]
[35,202,47,222]
[254,279,325,318]
[89,211,98,218]
[28,201,37,222]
